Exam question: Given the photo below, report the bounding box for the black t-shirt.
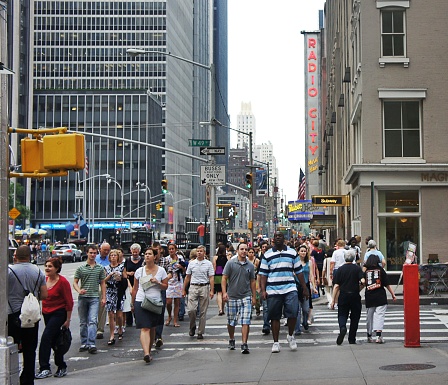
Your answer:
[333,263,363,293]
[125,257,144,286]
[311,249,325,270]
[364,267,389,308]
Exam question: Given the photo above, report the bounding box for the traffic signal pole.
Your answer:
[249,132,254,245]
[1,4,19,380]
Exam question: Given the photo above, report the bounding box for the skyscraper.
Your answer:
[27,0,224,240]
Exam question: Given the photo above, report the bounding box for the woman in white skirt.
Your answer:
[364,254,396,343]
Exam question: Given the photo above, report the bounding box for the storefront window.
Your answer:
[378,190,419,271]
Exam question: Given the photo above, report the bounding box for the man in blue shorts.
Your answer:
[221,242,256,354]
[259,232,309,353]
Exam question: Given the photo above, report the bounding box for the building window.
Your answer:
[377,190,419,271]
[381,10,405,57]
[383,100,421,158]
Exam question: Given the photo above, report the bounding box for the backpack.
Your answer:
[9,267,42,328]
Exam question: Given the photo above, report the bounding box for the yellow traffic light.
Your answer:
[43,133,85,171]
[21,138,46,173]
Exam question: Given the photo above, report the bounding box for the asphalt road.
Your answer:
[34,262,448,375]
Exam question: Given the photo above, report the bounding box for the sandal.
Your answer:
[173,324,180,327]
[107,339,115,345]
[118,334,123,341]
[165,318,172,326]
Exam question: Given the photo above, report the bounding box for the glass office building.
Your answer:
[30,0,225,239]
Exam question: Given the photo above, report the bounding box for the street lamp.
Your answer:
[106,175,124,229]
[202,119,255,244]
[136,182,152,225]
[127,48,219,255]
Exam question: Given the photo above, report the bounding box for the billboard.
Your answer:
[287,200,324,222]
[256,169,268,196]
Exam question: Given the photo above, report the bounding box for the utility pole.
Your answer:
[1,1,19,381]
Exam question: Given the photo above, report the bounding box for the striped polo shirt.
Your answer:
[74,263,106,298]
[258,246,302,296]
[186,258,214,284]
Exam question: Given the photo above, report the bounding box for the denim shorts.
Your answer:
[267,291,299,320]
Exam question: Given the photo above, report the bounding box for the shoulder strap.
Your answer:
[33,269,41,293]
[9,266,24,289]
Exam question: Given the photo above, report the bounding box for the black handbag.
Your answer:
[52,327,72,355]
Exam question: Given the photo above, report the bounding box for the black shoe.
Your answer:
[349,340,357,345]
[262,328,270,335]
[189,326,196,337]
[241,343,250,354]
[302,322,309,331]
[228,339,235,350]
[79,345,89,352]
[96,333,103,340]
[54,368,67,378]
[178,317,184,321]
[88,346,98,354]
[155,338,163,348]
[107,339,115,346]
[197,334,203,340]
[337,326,347,346]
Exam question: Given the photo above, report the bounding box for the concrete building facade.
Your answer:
[321,0,448,271]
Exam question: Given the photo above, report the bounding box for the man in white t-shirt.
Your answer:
[330,239,348,281]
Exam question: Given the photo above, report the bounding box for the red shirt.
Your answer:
[42,275,74,314]
[197,224,205,237]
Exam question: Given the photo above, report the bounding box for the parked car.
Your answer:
[52,243,82,262]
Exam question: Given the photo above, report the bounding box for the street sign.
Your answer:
[9,207,21,220]
[252,202,258,208]
[311,195,350,207]
[200,165,226,186]
[200,147,226,156]
[75,191,83,199]
[189,139,210,147]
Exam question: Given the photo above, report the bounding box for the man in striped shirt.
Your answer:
[259,232,309,353]
[73,245,106,354]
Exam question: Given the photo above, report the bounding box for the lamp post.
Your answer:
[106,175,124,229]
[203,120,254,244]
[136,182,152,225]
[127,48,218,255]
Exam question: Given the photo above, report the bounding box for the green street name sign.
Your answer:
[189,139,211,147]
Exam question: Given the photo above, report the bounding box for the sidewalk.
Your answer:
[58,340,448,385]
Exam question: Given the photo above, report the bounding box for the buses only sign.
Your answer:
[200,165,226,186]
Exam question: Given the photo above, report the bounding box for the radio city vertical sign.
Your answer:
[303,31,321,199]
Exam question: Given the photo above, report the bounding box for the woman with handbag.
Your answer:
[36,257,74,379]
[131,248,168,363]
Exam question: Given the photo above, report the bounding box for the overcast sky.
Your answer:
[228,0,326,201]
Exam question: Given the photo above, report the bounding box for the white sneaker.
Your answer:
[376,336,384,344]
[271,342,280,353]
[287,334,297,351]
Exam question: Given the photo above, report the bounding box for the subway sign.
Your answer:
[311,195,350,207]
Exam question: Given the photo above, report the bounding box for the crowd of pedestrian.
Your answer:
[7,232,398,382]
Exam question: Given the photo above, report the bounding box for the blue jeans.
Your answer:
[155,290,166,340]
[294,297,310,333]
[179,296,186,318]
[78,297,99,347]
[262,298,270,331]
[39,309,67,371]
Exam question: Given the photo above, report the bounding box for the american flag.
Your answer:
[298,168,306,200]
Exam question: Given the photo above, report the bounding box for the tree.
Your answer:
[9,182,31,224]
